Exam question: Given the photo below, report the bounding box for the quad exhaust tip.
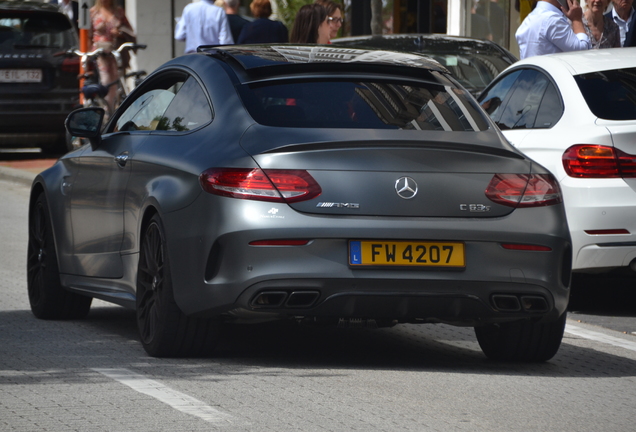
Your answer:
[286,291,320,307]
[520,296,549,312]
[251,290,320,308]
[252,291,287,307]
[492,294,548,312]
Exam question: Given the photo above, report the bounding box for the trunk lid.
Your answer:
[243,127,530,218]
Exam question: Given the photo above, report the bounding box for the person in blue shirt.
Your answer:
[175,0,233,54]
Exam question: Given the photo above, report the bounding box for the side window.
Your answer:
[478,70,522,123]
[116,89,177,131]
[576,69,636,120]
[113,73,187,133]
[155,77,213,132]
[534,82,563,128]
[496,69,550,131]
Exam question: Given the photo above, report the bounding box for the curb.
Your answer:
[0,165,36,187]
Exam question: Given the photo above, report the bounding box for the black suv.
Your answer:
[0,1,79,153]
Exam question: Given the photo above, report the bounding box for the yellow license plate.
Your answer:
[349,240,465,267]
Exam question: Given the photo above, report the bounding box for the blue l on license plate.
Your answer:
[349,240,465,267]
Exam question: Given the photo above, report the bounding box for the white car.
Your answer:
[478,48,636,275]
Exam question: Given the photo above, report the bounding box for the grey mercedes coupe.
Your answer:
[28,45,572,362]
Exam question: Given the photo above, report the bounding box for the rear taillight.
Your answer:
[61,57,80,74]
[563,144,636,178]
[199,168,321,203]
[485,173,562,208]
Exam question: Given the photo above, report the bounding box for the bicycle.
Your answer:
[65,42,147,149]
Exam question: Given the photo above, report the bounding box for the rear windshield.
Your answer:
[575,68,636,120]
[0,12,76,49]
[239,80,489,131]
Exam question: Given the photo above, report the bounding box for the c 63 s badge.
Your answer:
[460,204,491,212]
[317,202,360,209]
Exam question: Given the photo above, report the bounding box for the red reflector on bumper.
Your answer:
[584,229,630,235]
[249,240,311,246]
[501,244,552,251]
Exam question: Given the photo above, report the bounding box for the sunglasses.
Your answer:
[327,16,345,25]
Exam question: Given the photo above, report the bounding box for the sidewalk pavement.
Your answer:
[0,159,57,187]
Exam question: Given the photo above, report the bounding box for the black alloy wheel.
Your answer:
[27,193,92,319]
[136,214,220,357]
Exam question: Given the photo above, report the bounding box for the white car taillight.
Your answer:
[563,144,636,178]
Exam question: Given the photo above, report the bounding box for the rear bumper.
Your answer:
[562,177,636,271]
[229,278,567,326]
[573,243,636,273]
[163,197,572,325]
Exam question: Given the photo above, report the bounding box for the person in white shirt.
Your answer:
[605,0,636,46]
[175,0,234,54]
[516,0,591,59]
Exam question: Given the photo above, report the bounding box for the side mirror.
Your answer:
[65,107,105,150]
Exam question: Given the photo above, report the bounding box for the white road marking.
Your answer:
[565,324,636,352]
[92,368,233,424]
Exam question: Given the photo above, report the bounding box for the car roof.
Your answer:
[199,44,450,75]
[0,0,60,13]
[511,47,636,75]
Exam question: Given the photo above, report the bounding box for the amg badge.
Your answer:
[316,202,360,209]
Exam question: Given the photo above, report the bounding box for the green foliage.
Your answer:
[153,116,188,132]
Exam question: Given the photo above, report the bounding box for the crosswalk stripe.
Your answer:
[92,368,234,424]
[565,323,636,352]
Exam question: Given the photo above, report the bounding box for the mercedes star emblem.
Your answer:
[395,177,418,199]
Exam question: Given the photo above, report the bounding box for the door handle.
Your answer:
[115,153,129,168]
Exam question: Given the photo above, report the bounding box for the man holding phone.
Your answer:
[516,0,591,59]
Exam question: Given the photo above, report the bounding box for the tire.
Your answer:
[136,214,220,357]
[27,193,92,319]
[474,312,567,362]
